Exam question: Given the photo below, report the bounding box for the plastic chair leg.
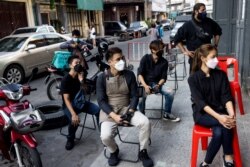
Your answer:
[235,86,245,115]
[201,137,208,150]
[191,130,199,167]
[232,128,243,167]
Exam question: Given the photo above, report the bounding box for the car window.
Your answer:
[113,23,120,29]
[48,26,55,32]
[130,22,140,28]
[13,28,37,34]
[28,35,46,48]
[0,37,28,52]
[45,34,67,45]
[37,27,48,33]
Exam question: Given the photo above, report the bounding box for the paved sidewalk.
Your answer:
[1,54,249,167]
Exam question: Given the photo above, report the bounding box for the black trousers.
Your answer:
[196,113,233,164]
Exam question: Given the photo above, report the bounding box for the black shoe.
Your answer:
[199,162,209,167]
[223,155,235,167]
[65,139,75,150]
[108,147,120,166]
[139,149,154,167]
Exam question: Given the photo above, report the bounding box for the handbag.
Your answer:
[191,20,209,40]
[72,89,86,111]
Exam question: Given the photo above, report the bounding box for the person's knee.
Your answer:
[212,127,223,140]
[100,129,113,143]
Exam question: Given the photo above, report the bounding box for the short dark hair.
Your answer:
[68,55,80,65]
[72,29,80,36]
[149,40,164,51]
[105,47,122,61]
[192,3,206,17]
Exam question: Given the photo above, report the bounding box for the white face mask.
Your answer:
[72,38,78,42]
[114,60,125,71]
[206,57,218,69]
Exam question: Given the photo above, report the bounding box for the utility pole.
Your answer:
[144,0,148,20]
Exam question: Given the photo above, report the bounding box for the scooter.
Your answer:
[0,68,44,167]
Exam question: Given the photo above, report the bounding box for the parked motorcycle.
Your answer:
[0,68,44,167]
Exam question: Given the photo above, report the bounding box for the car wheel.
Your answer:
[4,64,25,83]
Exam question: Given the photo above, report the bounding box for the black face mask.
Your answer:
[156,50,164,57]
[74,64,84,73]
[197,12,207,20]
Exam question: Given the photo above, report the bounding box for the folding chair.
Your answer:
[104,125,140,163]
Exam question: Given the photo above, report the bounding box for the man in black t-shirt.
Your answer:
[60,55,100,150]
[174,3,222,73]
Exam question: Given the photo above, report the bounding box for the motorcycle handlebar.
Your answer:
[30,88,37,91]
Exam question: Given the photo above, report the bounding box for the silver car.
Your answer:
[0,32,70,83]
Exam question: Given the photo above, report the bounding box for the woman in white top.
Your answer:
[146,23,158,42]
[89,23,96,47]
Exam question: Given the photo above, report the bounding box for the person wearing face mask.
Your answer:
[60,29,93,70]
[96,47,154,167]
[60,55,100,150]
[138,40,181,122]
[188,44,236,167]
[174,3,222,74]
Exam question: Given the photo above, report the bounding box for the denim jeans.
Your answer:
[196,113,233,164]
[139,82,174,115]
[63,101,100,141]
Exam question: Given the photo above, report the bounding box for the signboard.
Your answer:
[152,0,167,12]
[77,0,103,11]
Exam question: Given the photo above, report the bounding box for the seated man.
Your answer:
[60,55,100,150]
[138,40,180,122]
[97,47,153,167]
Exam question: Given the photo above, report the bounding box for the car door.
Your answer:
[44,34,67,64]
[23,34,48,72]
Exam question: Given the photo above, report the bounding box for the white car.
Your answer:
[0,32,70,83]
[11,25,56,35]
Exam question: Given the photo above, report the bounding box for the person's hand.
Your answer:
[111,113,123,124]
[71,113,80,126]
[70,43,77,48]
[218,115,236,129]
[144,85,152,94]
[81,45,87,50]
[183,50,195,58]
[152,84,160,93]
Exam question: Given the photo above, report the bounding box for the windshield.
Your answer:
[130,22,140,28]
[174,22,185,29]
[0,37,28,52]
[13,28,37,34]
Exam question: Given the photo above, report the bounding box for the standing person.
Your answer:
[89,22,96,48]
[146,23,158,42]
[138,40,180,122]
[60,55,100,150]
[188,44,236,167]
[174,3,222,74]
[60,29,91,70]
[97,47,154,167]
[156,21,164,40]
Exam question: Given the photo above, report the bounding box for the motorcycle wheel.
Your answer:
[47,77,63,101]
[18,141,42,167]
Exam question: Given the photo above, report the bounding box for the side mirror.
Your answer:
[25,44,36,51]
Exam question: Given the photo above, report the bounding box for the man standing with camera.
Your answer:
[174,3,222,73]
[97,47,154,167]
[138,40,180,122]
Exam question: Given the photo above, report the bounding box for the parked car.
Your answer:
[170,15,192,46]
[0,32,70,83]
[104,21,128,36]
[127,21,148,37]
[161,19,173,30]
[11,25,56,35]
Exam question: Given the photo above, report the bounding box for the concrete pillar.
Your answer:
[26,0,35,26]
[81,11,89,38]
[98,11,104,36]
[57,0,68,32]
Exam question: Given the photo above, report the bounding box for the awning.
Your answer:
[77,0,103,11]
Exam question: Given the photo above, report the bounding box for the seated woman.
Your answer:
[188,44,236,167]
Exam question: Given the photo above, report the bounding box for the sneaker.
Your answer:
[108,147,120,166]
[223,155,235,167]
[65,139,75,150]
[163,113,181,122]
[199,162,209,167]
[138,149,154,167]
